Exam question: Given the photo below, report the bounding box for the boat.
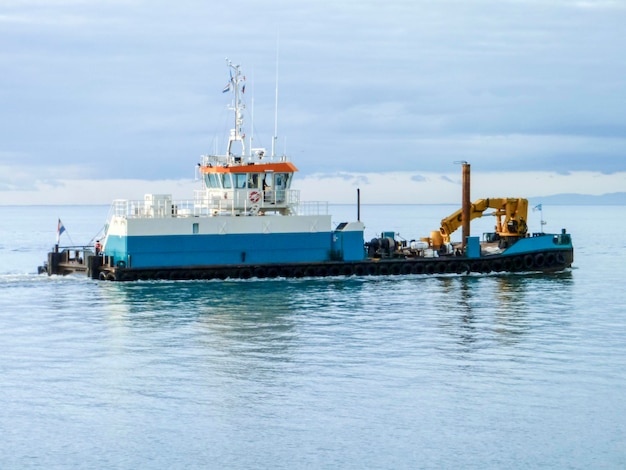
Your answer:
[38,60,574,281]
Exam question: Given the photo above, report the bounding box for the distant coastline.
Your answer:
[2,193,626,207]
[528,192,626,206]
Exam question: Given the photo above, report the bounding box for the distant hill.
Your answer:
[528,192,626,206]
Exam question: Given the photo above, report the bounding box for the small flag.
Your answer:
[242,84,246,94]
[533,204,542,211]
[57,218,66,243]
[222,83,231,93]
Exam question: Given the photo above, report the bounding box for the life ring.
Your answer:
[249,191,261,203]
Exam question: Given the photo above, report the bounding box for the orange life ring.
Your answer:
[249,191,261,203]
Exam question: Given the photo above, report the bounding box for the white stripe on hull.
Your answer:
[106,214,332,237]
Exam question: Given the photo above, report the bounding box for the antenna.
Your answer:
[250,96,254,157]
[272,32,279,157]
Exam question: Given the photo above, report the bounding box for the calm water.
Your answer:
[1,204,625,469]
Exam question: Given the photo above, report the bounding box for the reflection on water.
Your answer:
[84,271,580,395]
[431,271,575,355]
[94,278,375,382]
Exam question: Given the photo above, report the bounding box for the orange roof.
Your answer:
[200,162,298,174]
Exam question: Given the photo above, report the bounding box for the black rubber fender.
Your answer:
[354,265,366,276]
[523,255,534,269]
[366,264,378,276]
[435,262,447,274]
[412,263,425,275]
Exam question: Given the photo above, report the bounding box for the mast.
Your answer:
[461,162,471,249]
[225,59,246,157]
[272,35,279,157]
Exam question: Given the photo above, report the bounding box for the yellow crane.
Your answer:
[438,198,529,244]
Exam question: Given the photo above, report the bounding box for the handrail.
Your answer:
[107,190,327,219]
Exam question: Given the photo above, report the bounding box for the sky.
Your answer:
[1,0,625,204]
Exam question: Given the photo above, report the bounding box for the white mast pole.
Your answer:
[272,34,279,158]
[249,67,254,157]
[226,59,245,157]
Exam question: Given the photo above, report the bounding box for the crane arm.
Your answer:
[439,198,529,243]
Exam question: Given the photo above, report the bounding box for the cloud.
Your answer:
[439,175,456,185]
[1,0,625,197]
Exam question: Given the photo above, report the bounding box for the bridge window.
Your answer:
[248,173,260,188]
[221,174,232,189]
[204,173,220,188]
[234,173,247,188]
[275,173,291,190]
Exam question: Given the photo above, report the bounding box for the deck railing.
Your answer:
[108,190,327,219]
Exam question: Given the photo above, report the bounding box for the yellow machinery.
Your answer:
[438,198,529,244]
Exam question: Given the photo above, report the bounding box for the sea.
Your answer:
[1,203,625,469]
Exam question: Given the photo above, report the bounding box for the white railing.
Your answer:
[200,152,290,167]
[108,189,328,220]
[297,201,329,216]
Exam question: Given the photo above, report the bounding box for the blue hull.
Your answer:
[105,231,336,268]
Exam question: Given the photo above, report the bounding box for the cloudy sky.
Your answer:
[1,0,625,204]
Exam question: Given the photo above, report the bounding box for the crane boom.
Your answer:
[439,198,529,244]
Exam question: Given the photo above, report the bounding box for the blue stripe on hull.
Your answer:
[105,232,333,268]
[503,233,573,255]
